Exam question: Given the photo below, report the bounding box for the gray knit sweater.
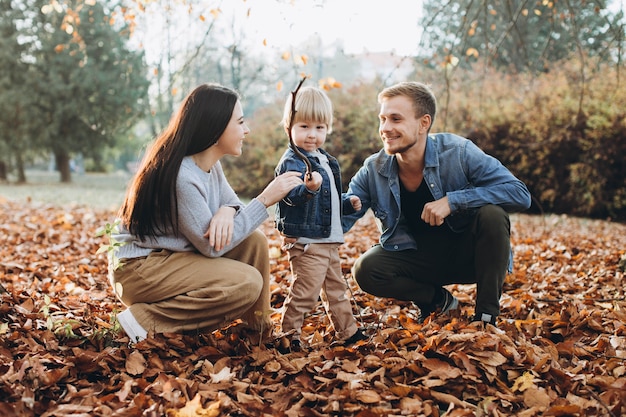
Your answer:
[111,156,269,260]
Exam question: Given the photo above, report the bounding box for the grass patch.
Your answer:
[0,170,131,211]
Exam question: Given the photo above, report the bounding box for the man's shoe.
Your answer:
[416,305,434,323]
[471,312,497,326]
[439,288,459,314]
[416,288,459,323]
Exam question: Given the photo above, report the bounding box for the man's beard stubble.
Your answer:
[383,135,417,155]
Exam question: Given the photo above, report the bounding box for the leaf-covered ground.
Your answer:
[1,199,625,417]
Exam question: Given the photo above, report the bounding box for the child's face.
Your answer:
[290,120,328,152]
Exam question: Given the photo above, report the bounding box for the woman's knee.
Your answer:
[248,229,269,250]
[216,269,263,313]
[240,268,264,300]
[224,229,269,271]
[236,229,269,260]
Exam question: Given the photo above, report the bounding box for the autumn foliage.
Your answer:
[1,199,626,416]
[224,59,626,223]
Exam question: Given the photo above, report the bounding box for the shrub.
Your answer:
[226,58,626,222]
[440,58,626,221]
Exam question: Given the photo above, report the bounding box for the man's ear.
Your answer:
[421,114,432,133]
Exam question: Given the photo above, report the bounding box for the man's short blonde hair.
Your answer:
[379,82,437,130]
[281,86,333,134]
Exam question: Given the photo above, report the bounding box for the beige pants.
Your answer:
[281,242,358,341]
[111,230,272,335]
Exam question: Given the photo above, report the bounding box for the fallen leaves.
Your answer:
[1,199,626,416]
[167,393,220,417]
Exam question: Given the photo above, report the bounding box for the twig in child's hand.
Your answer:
[288,75,312,180]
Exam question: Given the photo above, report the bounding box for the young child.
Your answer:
[274,86,366,352]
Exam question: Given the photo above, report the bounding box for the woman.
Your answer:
[108,83,302,342]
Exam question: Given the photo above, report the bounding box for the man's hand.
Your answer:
[422,196,451,226]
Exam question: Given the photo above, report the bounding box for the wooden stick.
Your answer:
[288,76,312,180]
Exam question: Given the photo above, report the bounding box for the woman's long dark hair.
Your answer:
[118,83,239,240]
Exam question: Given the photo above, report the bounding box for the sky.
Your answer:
[230,0,424,56]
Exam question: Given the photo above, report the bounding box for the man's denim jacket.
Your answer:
[275,147,356,238]
[342,133,532,272]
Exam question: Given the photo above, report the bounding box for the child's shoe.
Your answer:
[331,328,368,347]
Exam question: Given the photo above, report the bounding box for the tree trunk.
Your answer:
[54,150,72,183]
[15,153,26,183]
[91,152,105,172]
[0,161,7,181]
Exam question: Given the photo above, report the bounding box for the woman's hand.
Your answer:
[204,206,236,251]
[257,171,303,207]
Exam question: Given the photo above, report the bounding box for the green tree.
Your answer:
[23,0,149,182]
[0,0,38,182]
[420,0,624,73]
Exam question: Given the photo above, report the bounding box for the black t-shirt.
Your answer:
[400,178,456,240]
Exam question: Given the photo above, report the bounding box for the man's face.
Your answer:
[378,95,422,155]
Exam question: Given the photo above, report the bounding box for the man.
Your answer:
[342,82,531,326]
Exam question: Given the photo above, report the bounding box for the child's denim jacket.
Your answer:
[274,147,356,238]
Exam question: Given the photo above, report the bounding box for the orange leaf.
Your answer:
[167,393,220,417]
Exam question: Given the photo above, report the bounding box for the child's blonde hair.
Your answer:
[281,86,333,134]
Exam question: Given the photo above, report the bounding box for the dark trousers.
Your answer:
[352,205,511,317]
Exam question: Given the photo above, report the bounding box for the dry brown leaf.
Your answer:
[523,387,551,408]
[166,394,220,417]
[355,389,381,403]
[209,366,234,383]
[430,390,477,409]
[125,350,146,375]
[264,360,281,373]
[399,396,424,414]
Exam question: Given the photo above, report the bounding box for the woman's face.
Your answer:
[214,100,250,157]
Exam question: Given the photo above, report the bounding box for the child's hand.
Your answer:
[350,195,362,211]
[304,171,323,192]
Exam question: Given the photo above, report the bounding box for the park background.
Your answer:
[1,0,625,221]
[2,1,626,416]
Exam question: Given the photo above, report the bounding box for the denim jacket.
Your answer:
[342,133,531,269]
[275,147,355,238]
